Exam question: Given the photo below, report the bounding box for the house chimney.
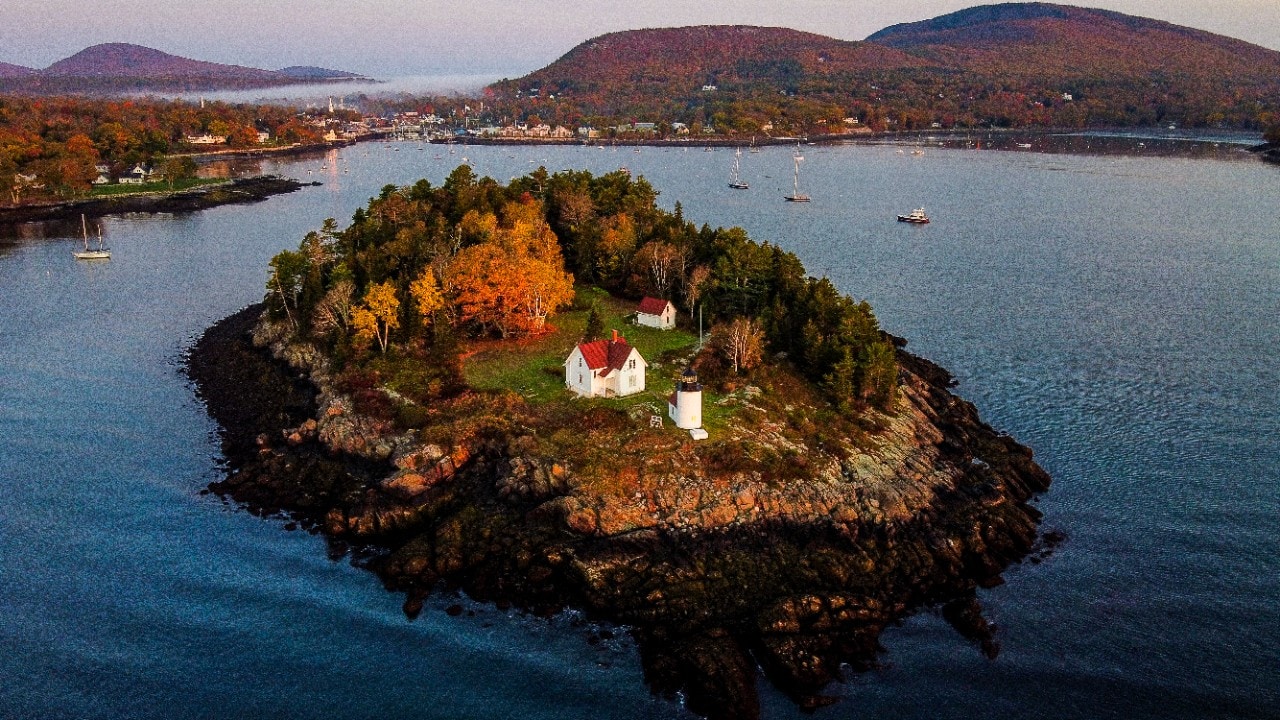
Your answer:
[612,329,618,342]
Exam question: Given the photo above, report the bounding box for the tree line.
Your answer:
[267,167,898,413]
[0,95,330,203]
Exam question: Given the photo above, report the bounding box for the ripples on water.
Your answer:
[1,135,1277,719]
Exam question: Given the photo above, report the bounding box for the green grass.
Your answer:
[465,286,701,405]
[88,177,226,197]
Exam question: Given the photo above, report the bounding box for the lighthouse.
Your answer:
[668,367,703,432]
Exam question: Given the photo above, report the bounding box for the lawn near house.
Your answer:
[463,286,702,409]
[88,177,226,197]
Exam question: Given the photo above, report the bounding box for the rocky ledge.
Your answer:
[189,305,1054,720]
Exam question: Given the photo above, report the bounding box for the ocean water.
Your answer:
[1,137,1276,719]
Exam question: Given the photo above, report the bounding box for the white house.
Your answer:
[185,134,227,145]
[119,164,151,184]
[565,330,647,398]
[668,367,704,437]
[636,297,676,330]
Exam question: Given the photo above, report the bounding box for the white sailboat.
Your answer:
[783,149,810,202]
[73,215,110,260]
[728,148,749,189]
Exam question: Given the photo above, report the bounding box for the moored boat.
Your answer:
[73,215,111,260]
[897,208,930,224]
[728,147,749,189]
[783,150,810,202]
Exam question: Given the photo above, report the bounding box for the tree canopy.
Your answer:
[267,166,898,410]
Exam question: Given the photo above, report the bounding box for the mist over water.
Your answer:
[1,136,1276,719]
[162,74,504,106]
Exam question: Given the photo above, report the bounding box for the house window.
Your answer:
[629,375,636,387]
[578,374,582,384]
[578,358,582,367]
[628,359,636,370]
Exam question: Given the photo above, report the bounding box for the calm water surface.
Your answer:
[1,139,1276,719]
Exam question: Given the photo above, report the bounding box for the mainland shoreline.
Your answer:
[0,175,320,225]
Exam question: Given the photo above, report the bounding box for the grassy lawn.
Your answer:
[465,286,702,406]
[89,177,226,197]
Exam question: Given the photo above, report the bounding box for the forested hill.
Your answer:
[0,62,36,78]
[490,26,928,128]
[868,3,1280,86]
[0,43,366,93]
[490,3,1280,132]
[508,25,927,94]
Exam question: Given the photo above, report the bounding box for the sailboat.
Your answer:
[73,215,110,260]
[728,148,749,190]
[749,136,760,154]
[783,149,810,202]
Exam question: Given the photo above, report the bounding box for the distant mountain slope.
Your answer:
[519,25,927,88]
[43,43,282,81]
[277,66,366,80]
[492,5,1280,131]
[493,25,933,127]
[0,43,366,94]
[866,2,1280,84]
[0,61,36,78]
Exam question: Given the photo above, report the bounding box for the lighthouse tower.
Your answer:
[668,367,703,430]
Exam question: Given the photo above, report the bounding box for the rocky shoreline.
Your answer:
[188,304,1055,719]
[0,175,318,225]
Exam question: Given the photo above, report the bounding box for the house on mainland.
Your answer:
[636,297,676,330]
[119,164,153,185]
[565,330,647,398]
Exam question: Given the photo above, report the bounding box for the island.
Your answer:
[189,166,1053,719]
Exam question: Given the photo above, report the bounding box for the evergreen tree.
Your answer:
[582,303,604,342]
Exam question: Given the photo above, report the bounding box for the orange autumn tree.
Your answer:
[445,196,575,338]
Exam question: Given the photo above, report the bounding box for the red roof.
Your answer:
[576,332,634,373]
[637,297,671,315]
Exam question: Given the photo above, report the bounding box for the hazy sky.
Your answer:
[2,0,1277,77]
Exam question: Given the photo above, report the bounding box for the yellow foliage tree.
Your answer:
[459,209,498,245]
[596,212,637,282]
[409,269,443,326]
[352,281,400,353]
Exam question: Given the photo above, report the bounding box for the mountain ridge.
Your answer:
[865,3,1280,82]
[42,43,281,80]
[0,43,366,93]
[0,61,36,78]
[492,3,1280,130]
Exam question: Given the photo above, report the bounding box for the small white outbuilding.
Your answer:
[636,297,676,330]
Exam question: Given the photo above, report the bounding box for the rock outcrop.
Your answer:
[189,305,1053,720]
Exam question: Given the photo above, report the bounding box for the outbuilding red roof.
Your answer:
[637,297,671,315]
[577,330,634,373]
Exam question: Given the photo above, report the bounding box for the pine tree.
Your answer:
[583,303,604,342]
